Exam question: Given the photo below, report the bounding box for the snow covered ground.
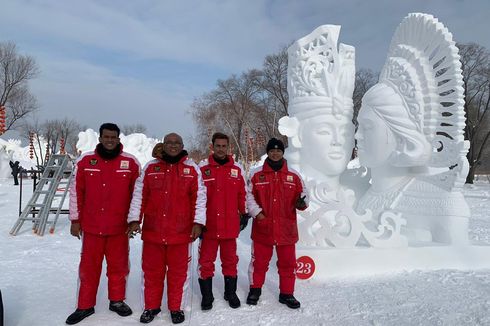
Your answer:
[1,178,490,326]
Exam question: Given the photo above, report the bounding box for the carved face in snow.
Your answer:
[356,105,397,169]
[300,114,354,176]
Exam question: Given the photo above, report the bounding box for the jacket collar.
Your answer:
[208,154,233,166]
[95,143,123,160]
[262,158,288,173]
[160,150,188,164]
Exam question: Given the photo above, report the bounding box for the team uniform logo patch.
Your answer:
[287,175,294,182]
[230,169,238,178]
[204,169,211,176]
[259,174,265,182]
[154,166,161,171]
[90,159,97,166]
[183,168,190,175]
[120,160,129,169]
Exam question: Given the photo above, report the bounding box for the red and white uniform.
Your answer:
[198,155,246,279]
[128,154,206,311]
[246,160,308,294]
[69,145,140,309]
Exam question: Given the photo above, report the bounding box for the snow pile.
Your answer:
[76,129,159,166]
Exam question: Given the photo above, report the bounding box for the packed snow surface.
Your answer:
[1,178,490,325]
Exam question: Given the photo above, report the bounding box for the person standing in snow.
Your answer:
[9,160,21,185]
[197,132,249,310]
[127,132,206,324]
[66,123,140,325]
[246,138,308,309]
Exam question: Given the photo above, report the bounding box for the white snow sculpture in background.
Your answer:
[279,25,406,248]
[356,13,470,245]
[76,129,158,166]
[279,25,355,191]
[0,143,14,179]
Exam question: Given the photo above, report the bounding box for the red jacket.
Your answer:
[199,155,246,239]
[69,145,140,235]
[128,154,206,245]
[246,160,308,245]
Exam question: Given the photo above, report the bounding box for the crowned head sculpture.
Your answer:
[356,13,470,245]
[279,25,356,190]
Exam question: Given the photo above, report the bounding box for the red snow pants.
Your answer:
[77,232,129,309]
[198,238,238,279]
[142,242,192,311]
[248,241,296,294]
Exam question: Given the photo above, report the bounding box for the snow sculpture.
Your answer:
[76,129,158,166]
[356,13,470,245]
[279,25,355,188]
[0,143,13,179]
[279,25,407,248]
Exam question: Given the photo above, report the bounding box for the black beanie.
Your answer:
[266,138,285,153]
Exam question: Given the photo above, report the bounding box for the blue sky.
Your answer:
[1,0,489,141]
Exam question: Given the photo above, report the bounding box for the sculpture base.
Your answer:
[296,245,490,280]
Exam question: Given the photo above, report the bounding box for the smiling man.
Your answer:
[67,123,140,324]
[246,137,308,309]
[128,132,206,324]
[197,132,248,311]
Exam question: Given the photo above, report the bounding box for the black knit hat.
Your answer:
[266,138,285,153]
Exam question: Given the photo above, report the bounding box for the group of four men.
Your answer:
[66,123,308,325]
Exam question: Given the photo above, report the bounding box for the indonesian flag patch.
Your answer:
[230,169,238,178]
[287,175,294,182]
[120,160,129,169]
[183,168,190,175]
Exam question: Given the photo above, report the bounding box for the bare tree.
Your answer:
[0,41,39,131]
[252,46,289,116]
[352,68,378,127]
[458,43,490,183]
[122,123,147,135]
[23,118,86,165]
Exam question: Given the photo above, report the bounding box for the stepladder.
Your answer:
[10,154,74,236]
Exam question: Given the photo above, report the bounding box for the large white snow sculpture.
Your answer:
[356,13,470,245]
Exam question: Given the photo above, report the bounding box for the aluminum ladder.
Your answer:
[10,154,73,236]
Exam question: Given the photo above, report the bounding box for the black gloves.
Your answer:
[295,195,307,209]
[239,213,252,231]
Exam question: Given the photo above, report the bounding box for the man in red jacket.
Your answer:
[197,132,248,310]
[246,138,308,309]
[128,132,206,324]
[66,123,140,325]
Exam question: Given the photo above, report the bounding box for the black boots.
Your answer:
[109,301,132,316]
[246,287,262,305]
[279,293,301,309]
[66,301,132,324]
[65,307,95,325]
[224,276,241,308]
[170,310,185,324]
[140,308,161,323]
[198,277,214,310]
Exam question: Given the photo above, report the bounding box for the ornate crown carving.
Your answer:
[379,13,468,184]
[286,25,355,119]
